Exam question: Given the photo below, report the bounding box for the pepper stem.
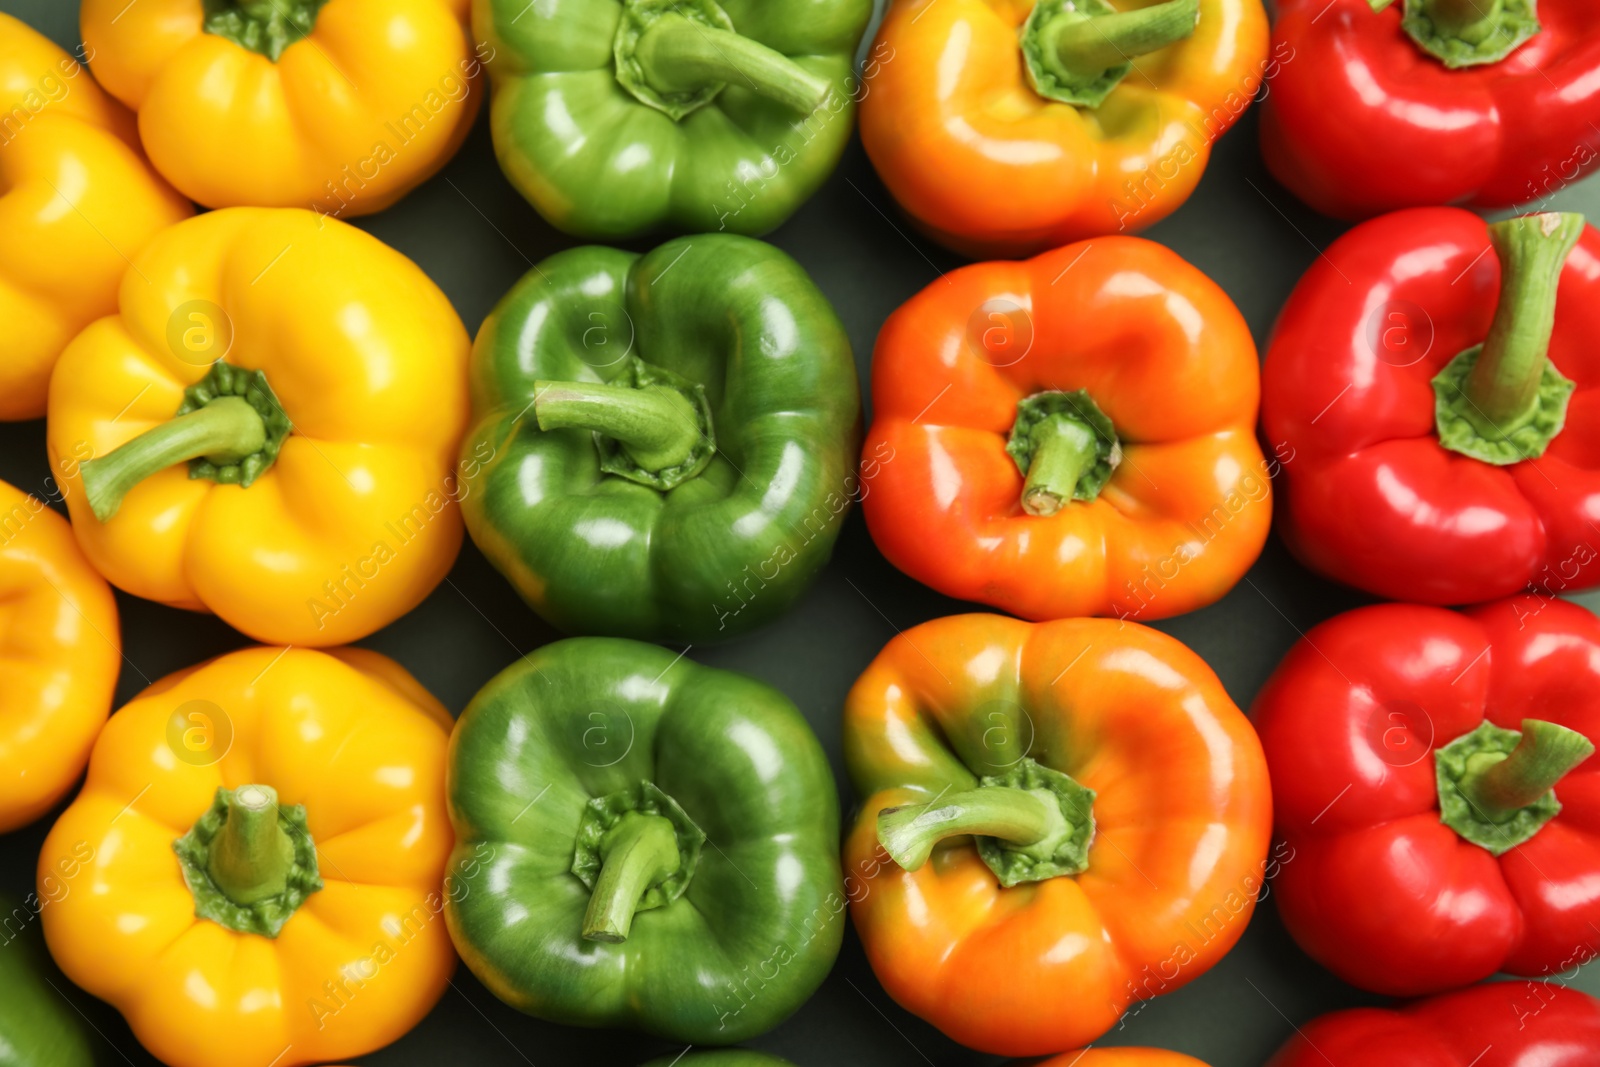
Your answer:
[581,813,682,943]
[80,397,266,522]
[1022,0,1200,107]
[202,0,329,62]
[205,785,294,905]
[1432,213,1582,465]
[636,14,828,114]
[535,380,700,473]
[878,786,1066,872]
[1022,418,1099,516]
[1376,0,1541,67]
[1050,0,1201,74]
[1459,720,1594,823]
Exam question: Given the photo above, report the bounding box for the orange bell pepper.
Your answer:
[859,0,1271,256]
[1048,1054,1212,1067]
[861,236,1270,622]
[844,614,1272,1056]
[0,11,191,421]
[0,478,119,833]
[38,645,455,1067]
[78,0,480,217]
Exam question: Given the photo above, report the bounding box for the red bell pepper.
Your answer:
[1262,208,1600,605]
[1253,595,1600,996]
[1261,1,1600,219]
[1266,981,1600,1067]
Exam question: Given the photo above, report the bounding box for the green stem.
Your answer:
[202,0,328,62]
[80,396,266,522]
[205,785,293,905]
[1465,213,1583,428]
[1459,720,1594,823]
[1383,0,1541,67]
[635,13,829,114]
[582,813,682,943]
[1048,0,1201,75]
[534,379,701,474]
[878,786,1065,872]
[1022,0,1200,107]
[1022,418,1099,517]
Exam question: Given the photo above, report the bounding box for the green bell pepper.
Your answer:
[444,638,844,1043]
[474,0,871,237]
[0,904,93,1067]
[642,1053,795,1066]
[460,234,862,642]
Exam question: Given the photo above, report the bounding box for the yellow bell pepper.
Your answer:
[38,645,455,1067]
[0,478,119,833]
[0,12,191,421]
[78,0,481,217]
[46,207,470,646]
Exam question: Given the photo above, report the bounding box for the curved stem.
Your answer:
[80,396,266,522]
[1048,0,1201,76]
[582,813,682,943]
[534,379,702,474]
[1463,213,1583,430]
[1460,719,1594,823]
[877,786,1064,872]
[635,13,829,114]
[1022,417,1099,517]
[205,785,293,906]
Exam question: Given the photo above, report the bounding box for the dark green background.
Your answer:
[2,3,1596,1064]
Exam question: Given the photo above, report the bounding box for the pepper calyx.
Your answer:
[1436,719,1594,855]
[572,781,706,942]
[1007,388,1120,514]
[613,0,830,120]
[78,362,292,523]
[1397,0,1540,69]
[534,355,715,491]
[1433,212,1582,466]
[173,784,323,938]
[1021,0,1201,109]
[202,0,329,62]
[877,757,1096,887]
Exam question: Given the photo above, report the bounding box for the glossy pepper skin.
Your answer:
[1263,208,1600,605]
[461,235,861,641]
[0,12,191,421]
[844,614,1272,1056]
[863,237,1270,622]
[1254,597,1600,996]
[446,639,843,1043]
[0,480,119,834]
[80,0,478,216]
[0,899,93,1067]
[47,207,470,646]
[1262,1,1600,220]
[1266,982,1600,1067]
[38,645,455,1067]
[860,0,1270,257]
[475,0,870,238]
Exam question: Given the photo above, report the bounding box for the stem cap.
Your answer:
[203,0,329,62]
[172,784,323,938]
[1021,0,1201,108]
[571,781,706,921]
[1007,389,1121,513]
[1436,719,1594,855]
[1398,0,1541,69]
